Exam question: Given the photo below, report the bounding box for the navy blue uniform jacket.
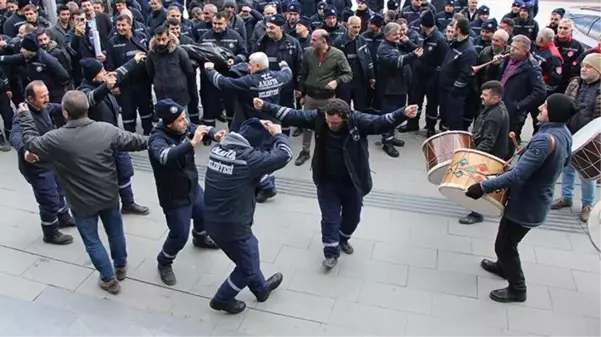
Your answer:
[259,101,411,196]
[203,132,293,241]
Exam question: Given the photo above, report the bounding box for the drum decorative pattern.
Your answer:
[449,158,490,182]
[572,136,601,181]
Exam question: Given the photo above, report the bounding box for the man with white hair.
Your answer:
[204,52,292,202]
[554,18,585,93]
[532,27,563,133]
[476,29,509,86]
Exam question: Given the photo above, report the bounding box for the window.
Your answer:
[589,18,601,41]
[572,14,597,36]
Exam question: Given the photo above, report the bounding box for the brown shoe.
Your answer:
[580,205,592,222]
[98,278,121,294]
[551,198,572,210]
[115,265,127,281]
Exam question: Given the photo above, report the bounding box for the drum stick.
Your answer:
[509,132,520,151]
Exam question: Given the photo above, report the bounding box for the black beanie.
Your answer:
[547,93,578,123]
[420,10,435,28]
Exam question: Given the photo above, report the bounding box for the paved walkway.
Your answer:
[0,129,599,336]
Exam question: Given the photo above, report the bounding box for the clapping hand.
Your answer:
[204,62,215,69]
[260,120,281,135]
[17,102,29,114]
[414,47,424,57]
[134,52,146,63]
[214,129,226,141]
[253,98,264,110]
[403,104,418,118]
[191,126,207,146]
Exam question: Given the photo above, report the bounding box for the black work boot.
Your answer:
[193,234,219,249]
[209,299,246,314]
[256,189,277,203]
[426,128,436,138]
[459,212,484,225]
[43,231,73,245]
[391,138,405,147]
[121,203,150,215]
[340,241,354,255]
[322,256,338,269]
[480,259,505,279]
[255,272,284,302]
[295,150,310,166]
[382,143,399,158]
[158,264,176,286]
[115,265,127,281]
[217,112,227,123]
[489,287,526,303]
[58,216,76,228]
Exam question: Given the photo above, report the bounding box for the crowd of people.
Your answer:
[0,0,599,313]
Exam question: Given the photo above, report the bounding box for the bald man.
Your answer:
[476,29,510,85]
[331,16,375,114]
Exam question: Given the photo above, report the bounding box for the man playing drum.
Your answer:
[551,53,601,222]
[459,81,509,225]
[465,93,576,303]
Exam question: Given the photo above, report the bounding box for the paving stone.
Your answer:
[352,220,411,244]
[0,294,78,335]
[0,271,47,301]
[255,289,335,322]
[0,246,40,276]
[549,287,601,318]
[584,317,601,337]
[430,293,508,329]
[405,313,513,336]
[448,221,499,239]
[470,237,537,264]
[372,242,438,269]
[318,324,372,336]
[283,209,322,233]
[0,205,36,227]
[407,266,478,298]
[476,277,552,310]
[25,231,88,264]
[388,211,450,234]
[274,245,342,273]
[338,257,408,287]
[327,300,408,336]
[571,270,601,294]
[252,224,314,250]
[308,235,376,259]
[507,306,591,336]
[521,228,573,250]
[211,325,256,336]
[534,246,601,273]
[22,258,92,291]
[169,292,245,330]
[288,270,363,301]
[521,262,577,290]
[568,233,601,255]
[0,220,42,249]
[76,271,175,313]
[409,228,471,254]
[238,309,322,336]
[123,216,168,240]
[357,281,432,315]
[129,257,204,293]
[255,238,284,264]
[437,251,501,278]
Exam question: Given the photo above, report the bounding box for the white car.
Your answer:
[563,6,600,49]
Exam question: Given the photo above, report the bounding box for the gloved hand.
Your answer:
[465,183,485,200]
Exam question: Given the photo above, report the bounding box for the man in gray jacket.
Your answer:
[17,90,148,295]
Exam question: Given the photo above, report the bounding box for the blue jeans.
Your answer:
[73,204,127,282]
[561,164,597,207]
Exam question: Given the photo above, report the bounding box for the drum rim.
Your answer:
[452,148,507,164]
[438,183,505,217]
[571,117,601,152]
[420,130,473,151]
[427,161,452,184]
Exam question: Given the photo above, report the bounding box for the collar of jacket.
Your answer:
[65,117,94,128]
[538,122,567,131]
[26,102,44,114]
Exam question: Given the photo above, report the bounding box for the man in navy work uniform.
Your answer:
[203,52,292,203]
[253,97,418,268]
[148,99,223,286]
[466,93,575,303]
[203,117,293,314]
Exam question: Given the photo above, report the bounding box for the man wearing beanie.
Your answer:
[296,15,312,50]
[283,2,300,38]
[399,0,421,25]
[309,1,326,30]
[253,97,417,268]
[355,0,373,32]
[204,117,292,314]
[405,10,448,138]
[547,8,564,34]
[78,53,151,216]
[223,0,247,42]
[473,19,495,55]
[513,3,538,42]
[321,6,346,41]
[469,5,489,36]
[552,53,601,222]
[198,12,247,130]
[435,0,456,32]
[148,99,224,286]
[0,32,70,104]
[2,0,28,37]
[466,93,574,303]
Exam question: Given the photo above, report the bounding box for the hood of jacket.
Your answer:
[149,32,179,53]
[220,132,252,150]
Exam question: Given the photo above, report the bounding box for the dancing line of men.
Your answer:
[1,0,599,313]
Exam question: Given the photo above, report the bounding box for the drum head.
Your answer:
[427,161,451,185]
[439,184,504,217]
[572,117,601,152]
[420,130,473,151]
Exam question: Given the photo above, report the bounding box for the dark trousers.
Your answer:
[157,185,206,266]
[200,78,234,127]
[73,204,126,282]
[23,169,72,237]
[115,152,135,206]
[338,80,368,112]
[317,181,363,258]
[118,85,153,135]
[409,72,439,129]
[212,234,267,302]
[494,216,530,292]
[439,89,467,131]
[0,91,13,137]
[380,94,406,142]
[279,90,294,136]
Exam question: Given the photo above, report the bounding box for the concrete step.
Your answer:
[0,287,249,336]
